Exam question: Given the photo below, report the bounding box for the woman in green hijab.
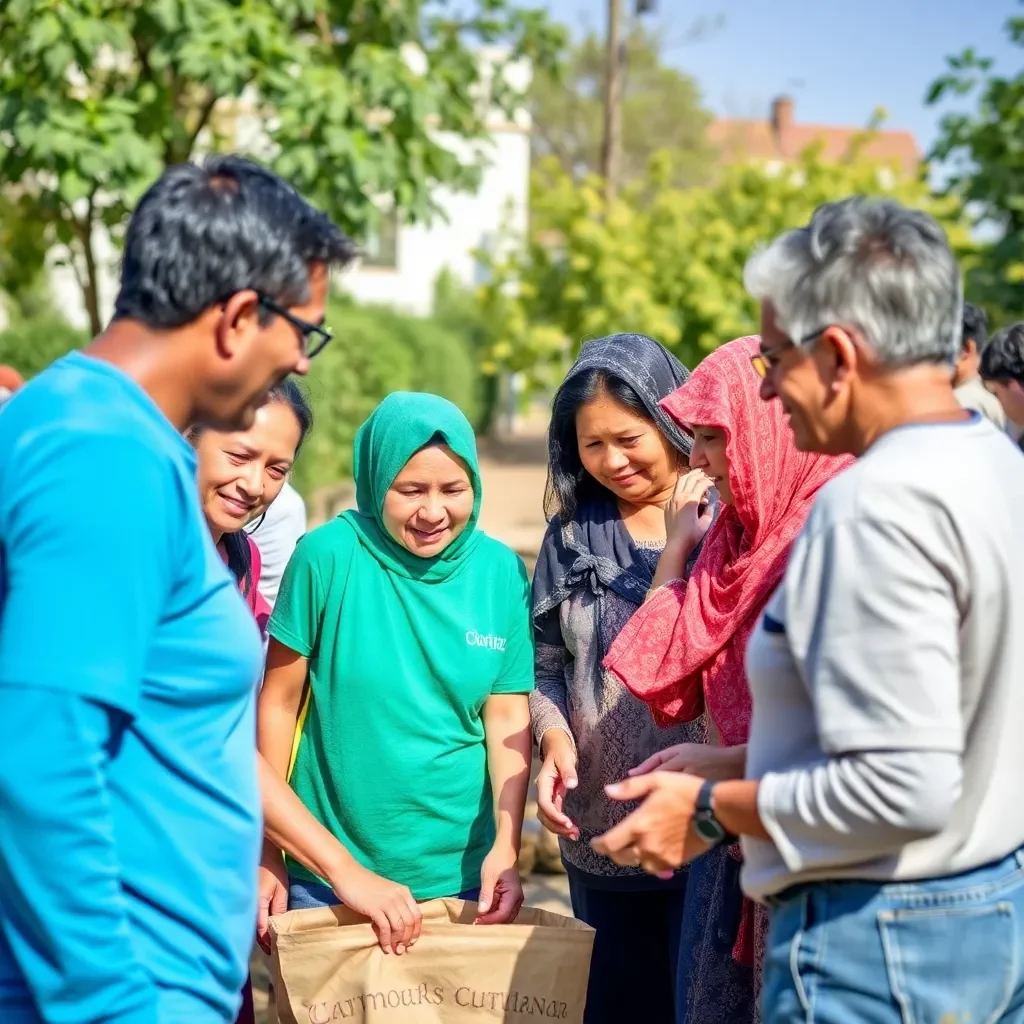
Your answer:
[257,393,534,954]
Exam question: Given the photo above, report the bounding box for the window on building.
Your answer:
[361,208,399,269]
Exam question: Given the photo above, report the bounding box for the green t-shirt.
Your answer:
[269,518,534,899]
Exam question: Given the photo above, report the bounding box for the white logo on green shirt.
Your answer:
[466,630,507,652]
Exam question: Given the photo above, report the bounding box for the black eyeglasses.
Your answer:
[256,293,333,359]
[750,327,828,378]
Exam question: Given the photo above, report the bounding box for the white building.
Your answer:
[343,123,529,315]
[40,48,531,328]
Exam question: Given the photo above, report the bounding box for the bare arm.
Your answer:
[257,638,307,781]
[485,693,532,852]
[476,693,531,924]
[256,638,362,877]
[257,755,359,880]
[255,638,422,954]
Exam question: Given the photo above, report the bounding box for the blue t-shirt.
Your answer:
[0,353,263,1023]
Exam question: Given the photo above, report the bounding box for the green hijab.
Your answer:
[342,392,483,582]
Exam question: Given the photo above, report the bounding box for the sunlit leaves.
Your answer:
[0,0,567,330]
[927,10,1024,319]
[478,148,970,390]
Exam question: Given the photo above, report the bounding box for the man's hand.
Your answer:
[475,842,524,925]
[591,772,711,875]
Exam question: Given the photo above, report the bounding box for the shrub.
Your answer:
[0,304,480,499]
[0,316,87,378]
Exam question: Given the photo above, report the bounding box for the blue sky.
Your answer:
[535,0,1020,151]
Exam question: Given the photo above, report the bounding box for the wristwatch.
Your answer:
[692,780,737,847]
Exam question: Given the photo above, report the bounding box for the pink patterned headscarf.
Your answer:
[605,335,852,745]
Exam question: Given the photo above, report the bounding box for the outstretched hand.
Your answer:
[591,772,711,876]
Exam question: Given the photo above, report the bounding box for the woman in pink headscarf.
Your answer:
[600,335,851,1019]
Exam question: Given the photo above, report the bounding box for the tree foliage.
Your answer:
[927,7,1024,318]
[477,147,971,390]
[530,24,712,190]
[0,299,479,493]
[0,194,51,320]
[0,316,87,378]
[0,0,566,333]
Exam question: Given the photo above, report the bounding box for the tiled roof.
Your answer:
[708,98,920,177]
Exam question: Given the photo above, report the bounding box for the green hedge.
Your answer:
[0,316,87,378]
[0,302,482,498]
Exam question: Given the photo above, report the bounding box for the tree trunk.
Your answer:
[78,209,102,337]
[601,0,623,207]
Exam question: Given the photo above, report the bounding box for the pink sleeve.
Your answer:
[244,535,272,637]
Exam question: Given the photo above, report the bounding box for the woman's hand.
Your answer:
[326,861,423,955]
[592,772,711,875]
[665,470,715,555]
[256,845,289,954]
[630,743,745,781]
[535,729,580,841]
[475,842,525,925]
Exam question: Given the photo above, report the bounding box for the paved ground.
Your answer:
[474,431,550,572]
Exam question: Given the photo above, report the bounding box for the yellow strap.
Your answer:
[285,683,312,784]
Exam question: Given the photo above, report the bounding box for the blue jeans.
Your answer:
[288,877,481,911]
[762,846,1024,1023]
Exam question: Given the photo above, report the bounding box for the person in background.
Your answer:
[190,377,312,1024]
[604,334,850,1022]
[531,333,714,1024]
[192,380,313,635]
[980,323,1024,450]
[596,196,1024,1023]
[0,155,354,1024]
[258,393,534,955]
[0,365,24,410]
[953,301,1005,428]
[246,480,307,610]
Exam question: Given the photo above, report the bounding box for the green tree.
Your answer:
[0,194,51,320]
[478,147,970,389]
[0,0,566,334]
[530,24,712,190]
[927,6,1024,318]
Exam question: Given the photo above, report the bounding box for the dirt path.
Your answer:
[476,433,550,570]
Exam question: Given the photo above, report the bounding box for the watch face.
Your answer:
[694,815,727,843]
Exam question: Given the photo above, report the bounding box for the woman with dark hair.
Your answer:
[190,379,313,637]
[531,334,711,1023]
[189,378,313,1024]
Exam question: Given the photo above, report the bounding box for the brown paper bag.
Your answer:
[269,899,595,1023]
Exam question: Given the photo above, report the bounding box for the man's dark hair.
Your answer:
[961,301,989,352]
[114,155,357,329]
[980,323,1024,385]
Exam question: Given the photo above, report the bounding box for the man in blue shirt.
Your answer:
[0,156,355,1023]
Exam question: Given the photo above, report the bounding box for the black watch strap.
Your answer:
[692,779,738,847]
